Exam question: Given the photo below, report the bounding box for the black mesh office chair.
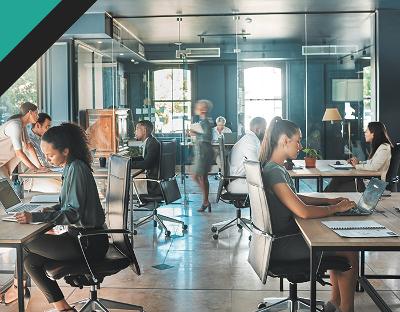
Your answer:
[244,160,351,312]
[133,141,187,237]
[211,136,251,239]
[386,143,400,192]
[44,155,143,312]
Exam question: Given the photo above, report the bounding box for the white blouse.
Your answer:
[355,143,392,180]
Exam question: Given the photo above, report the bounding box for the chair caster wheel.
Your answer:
[182,224,188,230]
[153,220,157,227]
[212,234,218,240]
[258,302,266,309]
[165,231,171,237]
[211,226,218,233]
[237,224,243,230]
[133,230,137,235]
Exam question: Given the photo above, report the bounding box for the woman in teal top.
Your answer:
[9,123,108,312]
[259,117,358,312]
[191,99,215,212]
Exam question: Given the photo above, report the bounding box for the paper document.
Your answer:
[30,194,59,203]
[329,163,353,170]
[322,220,398,238]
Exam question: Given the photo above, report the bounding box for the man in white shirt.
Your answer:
[227,117,267,194]
[212,116,232,141]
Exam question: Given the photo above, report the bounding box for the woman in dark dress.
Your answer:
[190,99,215,212]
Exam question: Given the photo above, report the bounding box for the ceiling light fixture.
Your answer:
[97,41,103,44]
[119,53,124,56]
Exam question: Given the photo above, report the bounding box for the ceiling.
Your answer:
[85,0,400,55]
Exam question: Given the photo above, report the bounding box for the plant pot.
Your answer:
[304,156,317,168]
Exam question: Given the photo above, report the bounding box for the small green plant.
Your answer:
[302,147,321,159]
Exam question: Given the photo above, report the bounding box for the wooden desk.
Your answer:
[290,160,381,192]
[0,219,53,312]
[296,193,400,312]
[18,166,109,179]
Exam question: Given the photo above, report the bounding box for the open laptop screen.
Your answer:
[0,179,21,210]
[357,178,387,211]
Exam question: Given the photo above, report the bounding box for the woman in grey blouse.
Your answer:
[10,123,108,312]
[260,117,358,312]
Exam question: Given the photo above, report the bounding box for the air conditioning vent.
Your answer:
[302,45,358,56]
[176,47,220,58]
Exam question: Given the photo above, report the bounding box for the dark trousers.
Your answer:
[324,177,366,192]
[23,232,108,303]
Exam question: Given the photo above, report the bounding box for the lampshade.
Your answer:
[322,108,342,122]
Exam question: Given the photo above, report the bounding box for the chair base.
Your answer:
[133,205,187,237]
[256,282,324,312]
[211,208,251,239]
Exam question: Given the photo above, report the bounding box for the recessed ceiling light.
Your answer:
[130,59,135,62]
[97,41,103,44]
[119,53,124,56]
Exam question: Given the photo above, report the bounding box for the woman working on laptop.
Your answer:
[259,116,358,312]
[325,121,393,192]
[0,123,108,312]
[0,102,45,179]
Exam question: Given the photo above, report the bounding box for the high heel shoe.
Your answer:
[197,203,211,212]
[0,285,30,306]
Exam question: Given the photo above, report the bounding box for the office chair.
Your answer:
[211,136,251,239]
[386,143,400,192]
[244,160,351,312]
[44,155,143,312]
[132,140,187,237]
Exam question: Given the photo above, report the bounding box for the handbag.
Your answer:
[160,178,181,204]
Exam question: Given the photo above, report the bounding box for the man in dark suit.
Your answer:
[131,120,161,195]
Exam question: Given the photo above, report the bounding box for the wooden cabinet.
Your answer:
[84,109,130,157]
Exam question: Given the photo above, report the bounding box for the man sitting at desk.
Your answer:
[227,117,266,194]
[131,120,161,195]
[25,113,61,193]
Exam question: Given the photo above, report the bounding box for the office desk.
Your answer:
[18,166,109,179]
[0,219,53,312]
[290,160,381,192]
[296,193,400,312]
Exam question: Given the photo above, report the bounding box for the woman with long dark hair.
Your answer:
[0,102,44,179]
[326,121,393,192]
[259,116,358,312]
[1,123,108,311]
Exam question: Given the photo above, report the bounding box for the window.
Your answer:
[363,66,371,130]
[0,63,38,124]
[243,66,283,130]
[153,68,191,133]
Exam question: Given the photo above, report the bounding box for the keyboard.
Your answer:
[9,203,41,213]
[335,206,371,216]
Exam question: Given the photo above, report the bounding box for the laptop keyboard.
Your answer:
[9,204,40,213]
[335,206,369,216]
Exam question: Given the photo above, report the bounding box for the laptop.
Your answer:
[0,178,43,215]
[329,162,353,170]
[223,132,237,144]
[335,177,388,216]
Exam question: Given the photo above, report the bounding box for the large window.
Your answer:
[243,66,283,130]
[363,66,372,130]
[0,63,38,124]
[153,68,191,133]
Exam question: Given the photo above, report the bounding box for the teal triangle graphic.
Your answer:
[0,0,61,62]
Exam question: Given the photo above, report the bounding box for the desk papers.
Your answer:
[322,220,399,238]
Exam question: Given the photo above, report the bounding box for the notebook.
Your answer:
[322,220,398,238]
[329,162,354,170]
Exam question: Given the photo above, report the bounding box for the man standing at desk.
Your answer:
[25,112,61,193]
[228,117,266,193]
[131,120,161,195]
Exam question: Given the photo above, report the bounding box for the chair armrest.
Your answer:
[224,175,246,180]
[250,223,301,241]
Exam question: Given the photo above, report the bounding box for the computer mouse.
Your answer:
[335,161,341,165]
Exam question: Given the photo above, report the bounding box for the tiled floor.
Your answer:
[1,177,400,311]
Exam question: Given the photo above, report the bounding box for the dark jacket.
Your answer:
[131,135,161,195]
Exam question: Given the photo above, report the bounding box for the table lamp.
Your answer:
[322,108,342,124]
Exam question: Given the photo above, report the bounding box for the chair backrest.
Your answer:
[244,160,273,284]
[159,140,177,180]
[386,143,400,191]
[106,154,140,274]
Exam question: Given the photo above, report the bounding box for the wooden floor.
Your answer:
[1,177,400,311]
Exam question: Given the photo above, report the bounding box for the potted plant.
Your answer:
[302,147,321,168]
